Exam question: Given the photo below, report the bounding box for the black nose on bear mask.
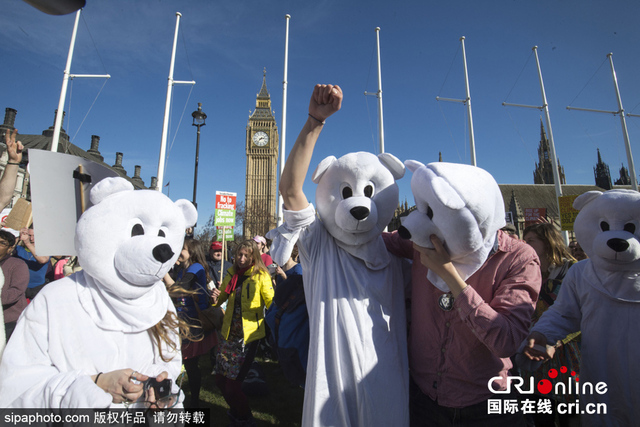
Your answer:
[350,206,370,221]
[153,244,175,263]
[607,238,630,253]
[398,226,412,240]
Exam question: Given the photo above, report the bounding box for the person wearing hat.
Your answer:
[253,235,274,270]
[206,240,232,290]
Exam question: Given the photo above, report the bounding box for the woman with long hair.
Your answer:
[214,239,274,426]
[522,222,580,427]
[164,238,216,408]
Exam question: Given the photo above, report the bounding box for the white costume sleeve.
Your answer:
[266,204,316,266]
[0,295,112,408]
[515,266,583,372]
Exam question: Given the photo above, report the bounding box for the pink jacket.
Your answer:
[384,230,541,407]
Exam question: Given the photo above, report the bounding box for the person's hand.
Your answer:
[309,84,343,123]
[94,369,149,405]
[211,287,220,304]
[413,235,457,281]
[4,129,23,164]
[523,331,555,361]
[275,265,286,279]
[19,228,30,244]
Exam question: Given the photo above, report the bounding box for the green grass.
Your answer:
[182,351,304,426]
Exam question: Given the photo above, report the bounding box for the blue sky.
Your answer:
[2,0,639,229]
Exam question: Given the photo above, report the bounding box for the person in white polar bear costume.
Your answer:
[267,84,409,427]
[521,189,640,427]
[0,177,197,409]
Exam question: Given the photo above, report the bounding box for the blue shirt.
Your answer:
[14,245,49,289]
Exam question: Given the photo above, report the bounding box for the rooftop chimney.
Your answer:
[131,165,145,188]
[42,109,69,142]
[112,152,127,176]
[3,108,16,129]
[150,177,158,189]
[87,135,104,162]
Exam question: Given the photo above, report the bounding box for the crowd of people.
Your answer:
[1,87,633,427]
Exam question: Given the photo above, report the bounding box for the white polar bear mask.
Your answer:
[313,152,404,247]
[399,161,506,292]
[75,177,197,300]
[573,189,640,272]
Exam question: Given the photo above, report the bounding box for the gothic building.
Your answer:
[594,149,612,190]
[243,71,279,239]
[615,163,631,186]
[533,120,566,185]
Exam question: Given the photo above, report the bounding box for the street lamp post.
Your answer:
[191,103,207,210]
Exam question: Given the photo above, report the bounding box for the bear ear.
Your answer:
[312,156,337,184]
[378,153,405,180]
[90,177,134,205]
[175,199,198,228]
[573,191,603,211]
[404,159,426,174]
[431,175,466,210]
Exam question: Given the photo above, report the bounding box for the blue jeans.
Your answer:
[410,377,527,427]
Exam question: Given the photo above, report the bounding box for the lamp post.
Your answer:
[191,103,207,210]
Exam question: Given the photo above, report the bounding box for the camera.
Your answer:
[143,378,172,399]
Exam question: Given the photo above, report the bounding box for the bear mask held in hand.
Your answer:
[398,161,506,292]
[75,177,198,300]
[574,189,640,275]
[313,151,405,248]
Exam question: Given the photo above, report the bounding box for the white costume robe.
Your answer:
[281,205,409,427]
[0,271,181,408]
[531,260,640,427]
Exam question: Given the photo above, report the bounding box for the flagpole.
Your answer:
[155,12,196,190]
[277,14,291,227]
[51,10,110,153]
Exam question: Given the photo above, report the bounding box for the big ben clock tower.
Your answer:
[244,70,279,239]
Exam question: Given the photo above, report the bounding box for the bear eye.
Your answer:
[342,187,353,199]
[158,230,166,237]
[131,224,144,237]
[427,206,434,220]
[364,185,374,198]
[624,223,636,234]
[600,221,610,232]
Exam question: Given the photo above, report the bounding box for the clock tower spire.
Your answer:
[244,70,279,239]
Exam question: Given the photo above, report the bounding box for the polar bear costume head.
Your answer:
[312,152,405,247]
[75,177,197,300]
[399,161,505,292]
[574,189,640,274]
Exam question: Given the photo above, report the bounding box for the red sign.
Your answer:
[215,193,236,210]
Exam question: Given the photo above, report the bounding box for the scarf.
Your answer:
[225,265,251,294]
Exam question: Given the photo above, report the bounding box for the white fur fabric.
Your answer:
[400,161,505,292]
[288,207,409,427]
[0,177,196,408]
[0,274,182,408]
[268,151,409,427]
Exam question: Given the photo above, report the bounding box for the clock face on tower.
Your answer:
[252,131,269,147]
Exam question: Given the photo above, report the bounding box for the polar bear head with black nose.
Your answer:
[313,152,404,247]
[75,177,197,299]
[573,189,640,272]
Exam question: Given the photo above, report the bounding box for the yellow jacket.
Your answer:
[215,265,274,344]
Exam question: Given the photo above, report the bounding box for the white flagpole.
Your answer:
[155,12,196,190]
[460,37,476,166]
[608,53,638,191]
[364,27,385,154]
[51,9,110,153]
[277,14,291,226]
